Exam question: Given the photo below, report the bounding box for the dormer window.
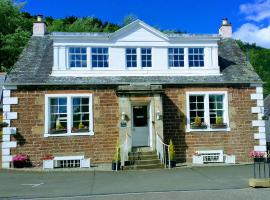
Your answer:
[91,48,109,68]
[69,47,87,68]
[126,48,137,68]
[188,48,204,67]
[168,48,184,67]
[141,48,152,67]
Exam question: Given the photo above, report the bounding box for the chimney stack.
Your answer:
[219,18,232,38]
[33,15,47,36]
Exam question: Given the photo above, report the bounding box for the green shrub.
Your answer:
[169,139,176,161]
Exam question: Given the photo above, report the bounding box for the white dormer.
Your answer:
[51,20,220,77]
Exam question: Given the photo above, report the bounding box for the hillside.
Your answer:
[236,40,270,96]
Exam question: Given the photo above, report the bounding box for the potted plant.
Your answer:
[168,139,176,168]
[211,116,227,129]
[43,155,54,169]
[249,151,266,162]
[72,122,89,133]
[191,116,207,129]
[112,140,121,171]
[12,154,28,168]
[50,119,67,134]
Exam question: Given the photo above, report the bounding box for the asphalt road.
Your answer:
[0,165,269,199]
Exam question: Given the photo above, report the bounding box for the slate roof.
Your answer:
[4,36,262,86]
[264,95,270,115]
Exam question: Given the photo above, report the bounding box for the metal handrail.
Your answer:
[155,132,170,169]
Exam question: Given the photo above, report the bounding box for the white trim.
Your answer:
[3,127,16,135]
[186,91,230,132]
[254,133,266,139]
[3,97,18,105]
[252,120,265,127]
[251,85,266,152]
[197,150,224,163]
[54,155,84,161]
[2,141,17,148]
[44,93,94,137]
[251,93,263,100]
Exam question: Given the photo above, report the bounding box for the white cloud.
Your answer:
[240,0,270,22]
[233,0,270,48]
[233,23,270,48]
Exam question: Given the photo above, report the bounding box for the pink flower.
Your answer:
[12,154,28,162]
[249,151,266,158]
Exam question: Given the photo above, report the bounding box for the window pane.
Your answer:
[49,97,67,134]
[188,48,204,67]
[91,48,109,68]
[69,47,87,68]
[209,95,224,125]
[72,97,90,133]
[168,48,184,67]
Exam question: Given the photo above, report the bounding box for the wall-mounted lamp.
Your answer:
[156,111,163,120]
[121,112,126,121]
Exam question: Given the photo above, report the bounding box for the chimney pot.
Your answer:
[219,18,232,38]
[37,15,43,22]
[33,15,47,36]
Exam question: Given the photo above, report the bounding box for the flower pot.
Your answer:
[169,160,176,168]
[13,161,25,168]
[225,155,235,164]
[112,161,121,171]
[193,155,204,164]
[43,160,54,169]
[254,157,265,162]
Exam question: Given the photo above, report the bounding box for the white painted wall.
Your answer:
[51,23,220,77]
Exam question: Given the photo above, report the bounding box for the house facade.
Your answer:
[1,17,267,169]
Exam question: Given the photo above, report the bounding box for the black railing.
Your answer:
[253,157,270,178]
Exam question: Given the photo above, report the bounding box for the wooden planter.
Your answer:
[211,124,227,129]
[191,124,207,129]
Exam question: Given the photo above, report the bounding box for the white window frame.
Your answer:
[67,47,88,69]
[186,91,230,132]
[44,94,94,137]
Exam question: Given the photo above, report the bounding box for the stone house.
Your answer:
[1,17,266,169]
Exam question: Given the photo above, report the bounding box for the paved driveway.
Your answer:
[0,164,269,199]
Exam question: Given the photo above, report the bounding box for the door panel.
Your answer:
[132,105,149,147]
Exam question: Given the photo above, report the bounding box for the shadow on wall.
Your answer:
[162,93,187,163]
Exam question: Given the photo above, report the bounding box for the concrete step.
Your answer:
[131,147,152,152]
[123,163,164,170]
[128,151,156,156]
[129,154,158,161]
[134,159,161,165]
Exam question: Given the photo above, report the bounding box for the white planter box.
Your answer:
[43,160,54,169]
[193,155,204,164]
[225,155,236,164]
[81,158,91,168]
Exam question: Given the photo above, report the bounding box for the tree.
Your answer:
[0,0,32,72]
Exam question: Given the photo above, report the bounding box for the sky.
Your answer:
[22,0,270,48]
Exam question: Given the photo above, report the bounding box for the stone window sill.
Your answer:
[44,131,94,137]
[186,127,231,133]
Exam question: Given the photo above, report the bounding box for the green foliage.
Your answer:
[169,139,176,161]
[236,40,270,96]
[194,116,202,126]
[0,0,33,72]
[215,116,223,125]
[113,139,121,161]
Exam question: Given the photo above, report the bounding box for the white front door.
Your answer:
[132,105,149,147]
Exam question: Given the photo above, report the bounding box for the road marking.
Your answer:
[21,183,44,188]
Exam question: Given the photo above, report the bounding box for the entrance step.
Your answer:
[123,163,164,170]
[124,148,164,170]
[131,147,152,152]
